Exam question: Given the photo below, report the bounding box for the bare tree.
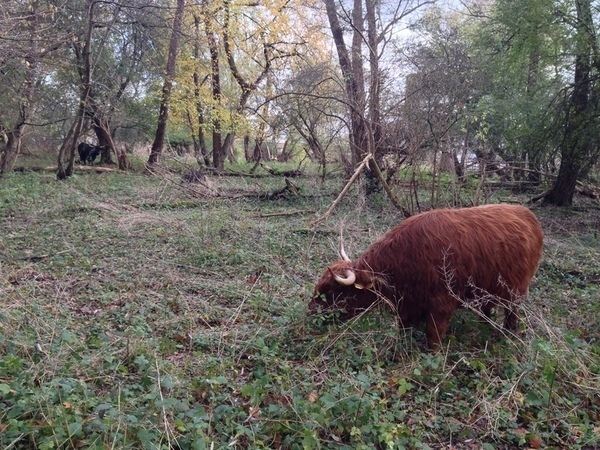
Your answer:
[191,12,211,167]
[148,0,186,165]
[202,1,224,170]
[277,63,345,180]
[219,0,274,170]
[322,0,434,191]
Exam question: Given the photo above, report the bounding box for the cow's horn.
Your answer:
[333,269,356,286]
[339,236,351,262]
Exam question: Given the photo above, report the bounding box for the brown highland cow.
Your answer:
[310,204,544,349]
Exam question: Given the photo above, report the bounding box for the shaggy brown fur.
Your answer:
[310,204,544,349]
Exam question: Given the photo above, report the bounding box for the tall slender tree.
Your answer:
[148,0,186,165]
[202,1,224,170]
[192,12,211,166]
[323,0,368,169]
[57,0,97,180]
[220,0,283,168]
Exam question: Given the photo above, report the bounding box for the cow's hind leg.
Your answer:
[503,305,518,331]
[503,287,528,331]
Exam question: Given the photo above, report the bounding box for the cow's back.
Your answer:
[358,205,543,310]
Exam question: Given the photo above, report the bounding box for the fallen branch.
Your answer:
[311,153,373,226]
[260,209,316,218]
[261,163,303,177]
[13,165,119,173]
[576,181,600,201]
[529,190,550,204]
[261,177,300,200]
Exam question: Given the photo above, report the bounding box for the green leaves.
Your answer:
[0,383,11,396]
[397,378,414,396]
[0,170,598,449]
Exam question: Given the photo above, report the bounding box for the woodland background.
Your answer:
[0,0,599,204]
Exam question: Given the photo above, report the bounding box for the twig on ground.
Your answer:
[21,250,71,261]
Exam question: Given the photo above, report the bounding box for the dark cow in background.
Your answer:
[78,142,103,165]
[310,204,544,349]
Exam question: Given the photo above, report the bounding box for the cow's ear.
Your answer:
[354,281,374,290]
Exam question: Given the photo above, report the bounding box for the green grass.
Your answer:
[0,165,599,449]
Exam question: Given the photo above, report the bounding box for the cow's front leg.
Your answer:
[425,313,451,350]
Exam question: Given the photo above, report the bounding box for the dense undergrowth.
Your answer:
[0,161,598,449]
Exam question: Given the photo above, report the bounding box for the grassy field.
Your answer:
[0,161,599,449]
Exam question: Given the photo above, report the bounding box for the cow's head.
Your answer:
[310,244,377,319]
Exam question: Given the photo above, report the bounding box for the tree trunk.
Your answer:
[0,78,34,175]
[148,0,185,166]
[365,0,381,148]
[58,0,119,179]
[195,111,210,167]
[58,38,91,179]
[543,159,580,206]
[323,0,369,170]
[525,46,542,185]
[332,0,368,160]
[542,0,594,206]
[0,129,23,175]
[92,114,128,170]
[91,113,114,164]
[193,14,210,167]
[203,14,223,170]
[364,0,384,193]
[222,133,235,165]
[244,135,251,162]
[58,1,94,179]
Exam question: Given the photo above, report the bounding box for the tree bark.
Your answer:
[204,13,223,170]
[323,0,369,170]
[148,0,185,165]
[543,0,595,206]
[193,13,211,167]
[365,0,381,147]
[58,0,96,180]
[0,128,24,175]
